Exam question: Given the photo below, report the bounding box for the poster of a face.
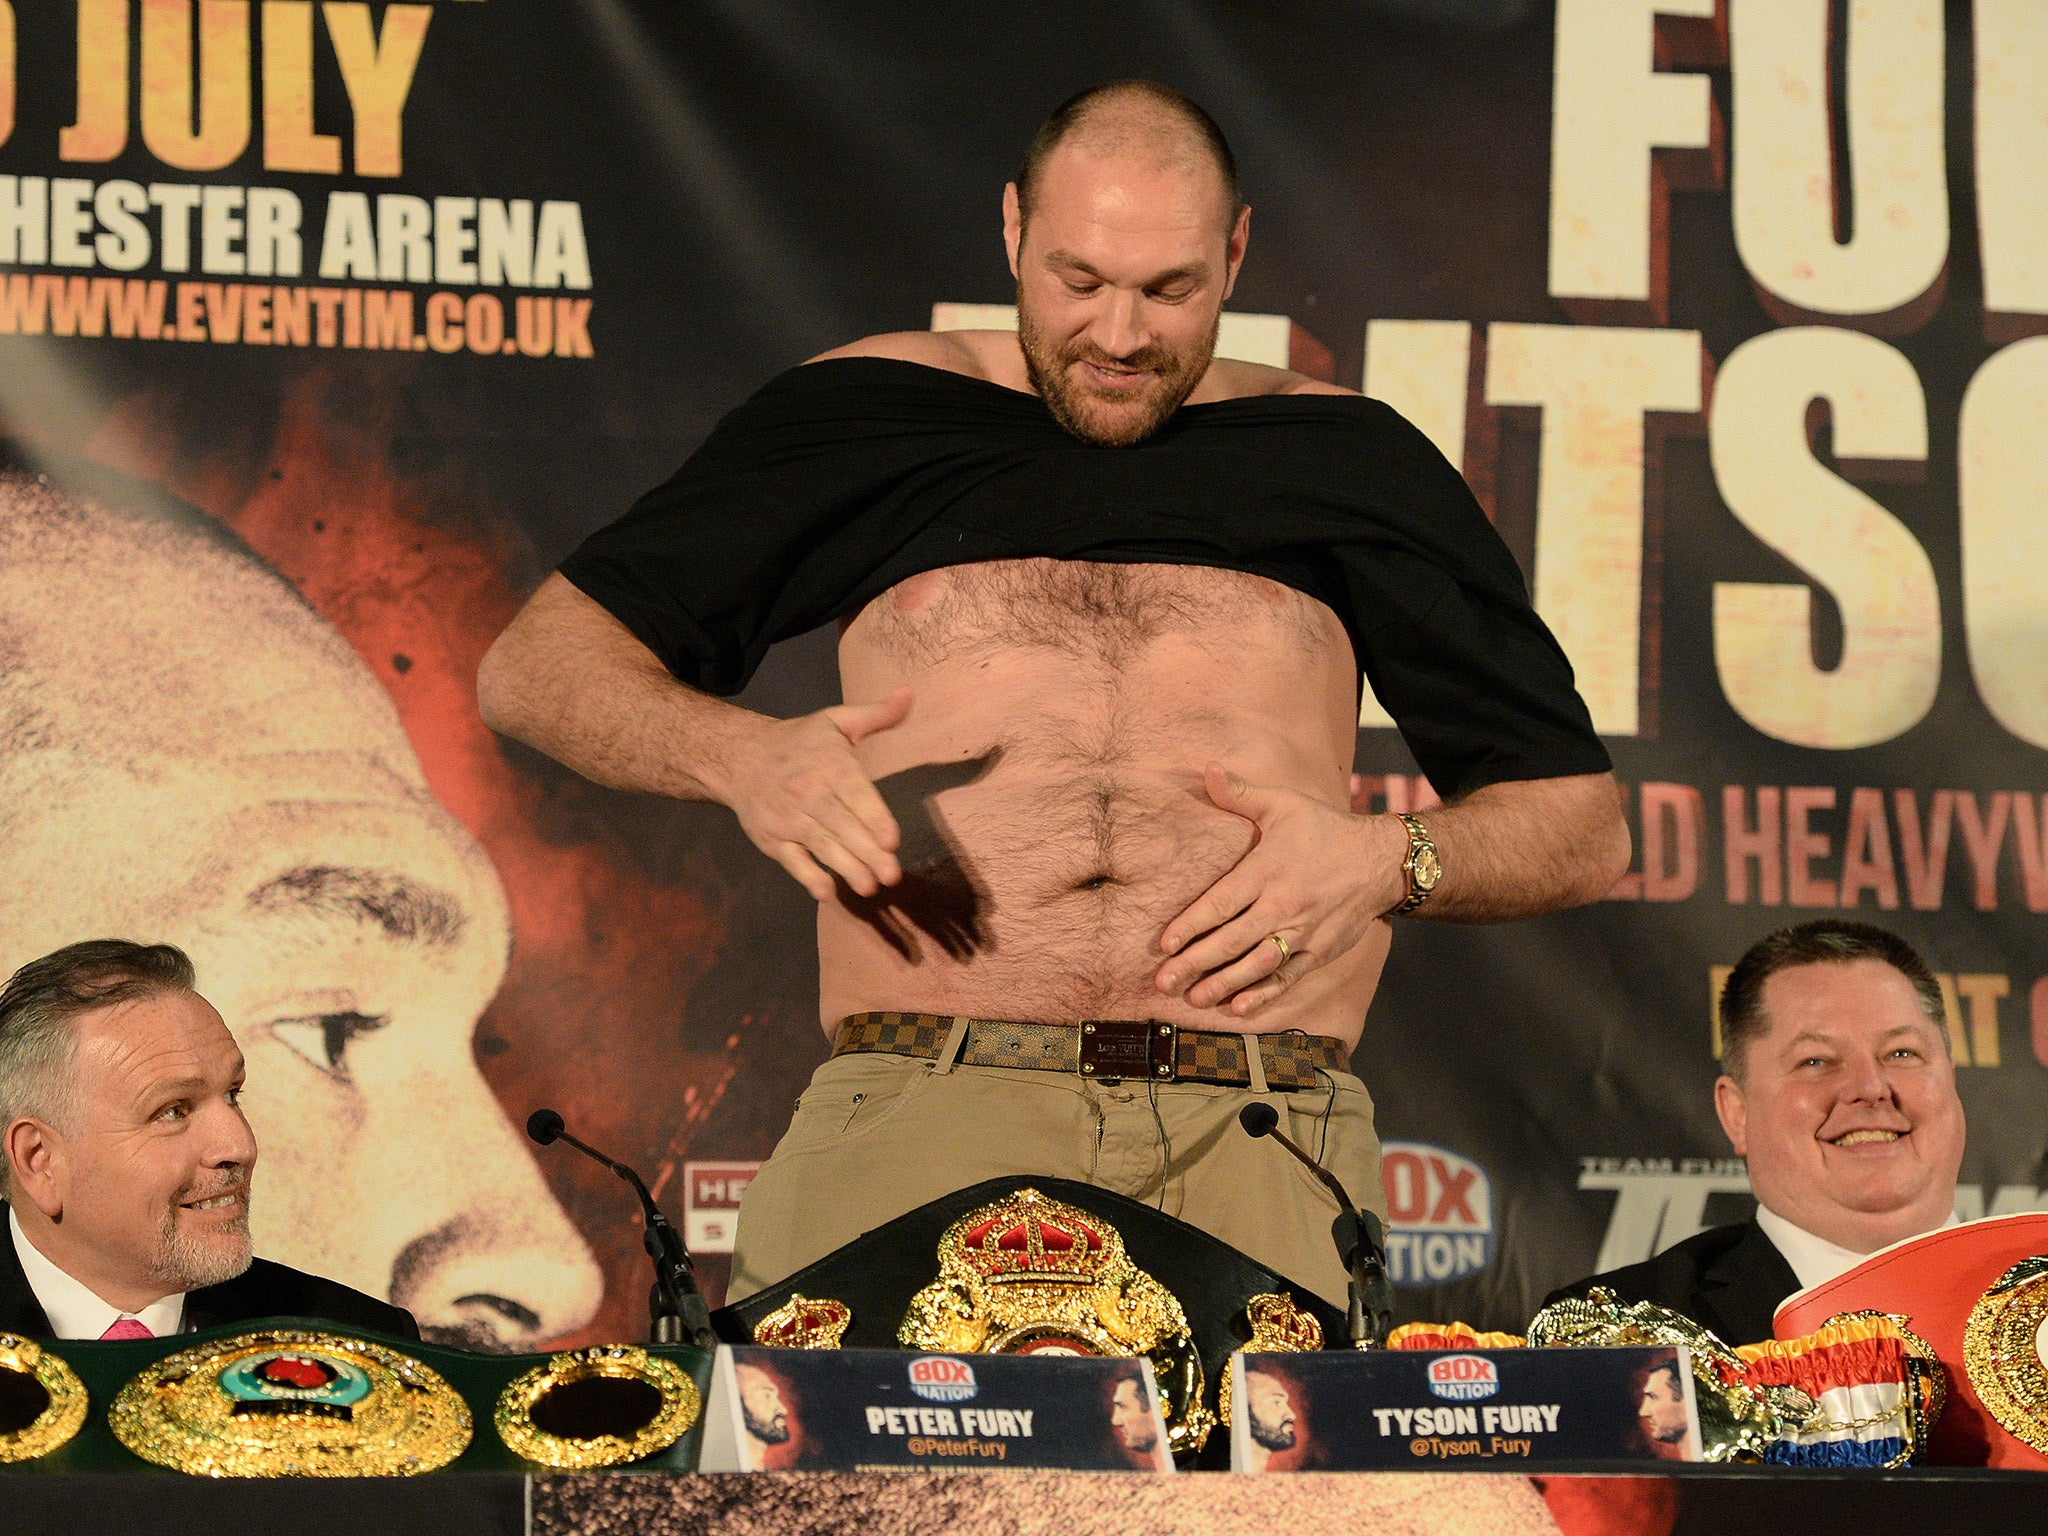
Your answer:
[1105,1364,1170,1471]
[735,1358,804,1470]
[0,458,603,1347]
[1241,1365,1307,1473]
[1634,1357,1698,1462]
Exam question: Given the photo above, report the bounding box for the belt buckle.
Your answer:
[1078,1020,1176,1081]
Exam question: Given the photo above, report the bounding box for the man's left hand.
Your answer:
[1154,764,1403,1017]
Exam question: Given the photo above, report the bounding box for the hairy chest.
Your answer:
[849,558,1335,672]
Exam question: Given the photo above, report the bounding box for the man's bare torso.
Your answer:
[812,333,1385,1047]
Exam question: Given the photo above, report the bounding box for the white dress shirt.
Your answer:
[1755,1202,1961,1292]
[9,1205,185,1340]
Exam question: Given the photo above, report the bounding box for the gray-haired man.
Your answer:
[0,940,415,1341]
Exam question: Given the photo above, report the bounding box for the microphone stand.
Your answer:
[642,1214,707,1348]
[1240,1104,1393,1349]
[1330,1207,1396,1352]
[527,1109,717,1350]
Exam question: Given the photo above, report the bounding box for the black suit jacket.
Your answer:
[1542,1219,1800,1347]
[1,1209,419,1342]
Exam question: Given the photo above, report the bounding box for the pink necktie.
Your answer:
[100,1318,153,1341]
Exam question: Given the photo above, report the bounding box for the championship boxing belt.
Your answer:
[713,1175,1350,1470]
[109,1328,472,1477]
[0,1333,88,1464]
[1517,1292,1929,1466]
[1387,1321,1527,1352]
[1735,1314,1937,1469]
[895,1186,1218,1457]
[1772,1212,2048,1469]
[0,1320,714,1473]
[494,1344,703,1470]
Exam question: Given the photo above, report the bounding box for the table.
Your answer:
[5,1467,2046,1536]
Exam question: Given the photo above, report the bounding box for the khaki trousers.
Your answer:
[728,1044,1383,1310]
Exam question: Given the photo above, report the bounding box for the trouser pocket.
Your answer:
[772,1051,933,1157]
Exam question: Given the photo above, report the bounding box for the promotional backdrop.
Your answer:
[0,0,2042,1343]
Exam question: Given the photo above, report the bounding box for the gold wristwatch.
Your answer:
[1394,812,1441,915]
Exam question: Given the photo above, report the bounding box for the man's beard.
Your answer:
[1249,1413,1296,1451]
[1017,294,1218,447]
[152,1174,254,1292]
[745,1409,791,1445]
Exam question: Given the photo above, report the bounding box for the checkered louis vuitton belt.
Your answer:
[831,1011,1351,1091]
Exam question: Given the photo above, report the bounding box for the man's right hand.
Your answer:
[478,576,914,900]
[723,687,913,900]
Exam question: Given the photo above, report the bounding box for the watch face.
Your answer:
[1412,845,1442,889]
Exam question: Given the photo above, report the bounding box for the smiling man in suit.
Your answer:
[1547,920,1966,1344]
[0,939,416,1342]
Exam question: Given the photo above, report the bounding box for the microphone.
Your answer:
[1238,1101,1393,1349]
[526,1108,715,1350]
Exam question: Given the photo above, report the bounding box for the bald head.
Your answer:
[0,453,605,1349]
[0,459,464,965]
[0,463,407,771]
[1016,81,1242,233]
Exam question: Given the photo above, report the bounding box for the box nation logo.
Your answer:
[1427,1354,1500,1401]
[1380,1141,1496,1287]
[907,1357,978,1402]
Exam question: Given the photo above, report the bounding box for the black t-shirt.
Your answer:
[559,358,1609,797]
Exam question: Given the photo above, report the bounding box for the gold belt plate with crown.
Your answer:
[897,1186,1216,1456]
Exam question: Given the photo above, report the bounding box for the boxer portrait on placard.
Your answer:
[1241,1364,1307,1473]
[735,1356,805,1470]
[1634,1356,1694,1462]
[1106,1361,1165,1469]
